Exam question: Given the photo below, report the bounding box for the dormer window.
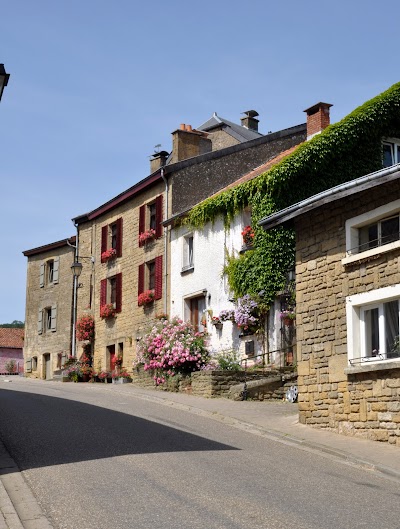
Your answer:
[383,139,400,168]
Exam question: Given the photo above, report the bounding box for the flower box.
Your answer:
[241,225,255,246]
[139,229,156,245]
[101,248,117,263]
[138,289,155,307]
[100,304,116,319]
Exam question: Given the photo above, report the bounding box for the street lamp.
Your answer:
[0,64,10,102]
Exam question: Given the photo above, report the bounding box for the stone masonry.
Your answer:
[295,179,400,445]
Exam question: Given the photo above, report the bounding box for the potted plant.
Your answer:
[280,309,296,326]
[100,304,116,319]
[241,225,255,247]
[76,314,95,342]
[139,228,157,245]
[112,370,132,384]
[211,316,223,330]
[101,248,117,263]
[98,370,111,383]
[138,289,155,307]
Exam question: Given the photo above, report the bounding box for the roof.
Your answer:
[259,164,400,230]
[23,236,76,257]
[0,328,24,349]
[197,112,263,142]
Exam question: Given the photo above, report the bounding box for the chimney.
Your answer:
[150,150,169,173]
[170,124,212,163]
[240,110,259,132]
[304,102,332,140]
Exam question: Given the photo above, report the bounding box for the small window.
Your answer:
[149,203,157,231]
[383,140,400,168]
[147,261,156,290]
[358,214,399,252]
[40,257,59,287]
[111,223,118,250]
[182,235,194,272]
[109,276,117,306]
[32,356,38,370]
[101,218,123,261]
[47,260,54,283]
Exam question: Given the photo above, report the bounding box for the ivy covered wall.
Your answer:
[184,82,400,304]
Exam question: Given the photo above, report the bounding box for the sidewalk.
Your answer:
[1,378,399,528]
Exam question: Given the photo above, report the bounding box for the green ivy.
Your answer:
[185,82,400,303]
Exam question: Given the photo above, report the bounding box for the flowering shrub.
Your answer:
[138,289,155,307]
[280,309,295,321]
[114,354,123,366]
[234,295,259,330]
[137,317,209,385]
[219,309,235,322]
[76,314,95,341]
[101,248,117,262]
[139,228,157,244]
[98,370,111,380]
[241,225,255,246]
[100,304,116,319]
[112,369,132,380]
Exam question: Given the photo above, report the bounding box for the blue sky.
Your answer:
[1,0,399,323]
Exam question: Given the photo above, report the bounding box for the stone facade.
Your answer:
[23,239,75,379]
[295,179,400,444]
[75,179,167,374]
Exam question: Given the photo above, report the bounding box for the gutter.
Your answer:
[161,167,168,315]
[259,164,400,230]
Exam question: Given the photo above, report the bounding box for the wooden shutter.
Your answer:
[51,304,57,332]
[101,226,108,262]
[116,273,122,313]
[139,205,146,247]
[155,194,163,238]
[154,255,163,300]
[25,358,32,373]
[100,278,107,313]
[116,217,123,257]
[38,309,43,334]
[53,257,60,284]
[39,262,45,288]
[138,264,145,301]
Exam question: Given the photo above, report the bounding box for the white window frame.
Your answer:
[346,284,400,366]
[383,137,400,168]
[182,233,194,272]
[343,198,400,265]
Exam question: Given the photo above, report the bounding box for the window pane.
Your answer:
[359,223,378,251]
[148,262,155,290]
[383,143,394,167]
[365,307,379,357]
[397,145,400,164]
[381,216,399,245]
[149,204,157,231]
[384,300,399,358]
[111,224,117,249]
[110,278,117,304]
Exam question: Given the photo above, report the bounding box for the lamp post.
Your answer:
[71,261,83,358]
[0,64,10,102]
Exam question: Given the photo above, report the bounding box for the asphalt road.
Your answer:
[0,379,399,529]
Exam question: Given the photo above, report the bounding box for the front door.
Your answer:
[44,354,52,380]
[108,345,116,371]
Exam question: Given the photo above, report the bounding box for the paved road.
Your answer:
[0,379,399,529]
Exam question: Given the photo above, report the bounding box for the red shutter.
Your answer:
[116,217,123,257]
[139,205,146,247]
[101,226,108,262]
[116,273,122,313]
[154,255,163,300]
[100,279,107,314]
[155,194,163,238]
[138,264,145,302]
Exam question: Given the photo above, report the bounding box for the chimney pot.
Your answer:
[186,124,192,132]
[304,102,332,139]
[180,123,185,130]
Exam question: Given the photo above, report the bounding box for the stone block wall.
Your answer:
[295,179,400,444]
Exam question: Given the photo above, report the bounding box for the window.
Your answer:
[139,195,163,246]
[100,273,122,313]
[38,305,57,334]
[138,256,162,303]
[101,218,123,262]
[343,199,400,264]
[347,285,400,366]
[182,234,194,272]
[40,257,59,287]
[185,295,206,332]
[383,140,400,168]
[32,356,37,370]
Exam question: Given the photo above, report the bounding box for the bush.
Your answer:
[5,359,16,373]
[215,350,241,371]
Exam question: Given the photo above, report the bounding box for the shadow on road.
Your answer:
[0,388,238,474]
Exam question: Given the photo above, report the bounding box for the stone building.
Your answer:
[22,237,76,379]
[0,328,24,374]
[260,163,400,444]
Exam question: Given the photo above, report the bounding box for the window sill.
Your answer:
[342,240,400,266]
[181,265,194,275]
[345,359,400,375]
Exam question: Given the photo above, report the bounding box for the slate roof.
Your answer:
[197,112,263,142]
[0,328,24,349]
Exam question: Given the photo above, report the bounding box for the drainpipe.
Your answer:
[68,223,79,358]
[161,167,168,315]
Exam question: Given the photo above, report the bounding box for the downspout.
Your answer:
[68,223,79,358]
[161,167,168,315]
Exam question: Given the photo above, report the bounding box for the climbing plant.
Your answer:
[184,82,400,302]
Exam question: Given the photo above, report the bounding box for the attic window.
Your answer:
[383,139,400,168]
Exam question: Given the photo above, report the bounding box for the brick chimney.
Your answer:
[304,102,332,140]
[170,124,212,164]
[150,150,169,173]
[240,110,259,132]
